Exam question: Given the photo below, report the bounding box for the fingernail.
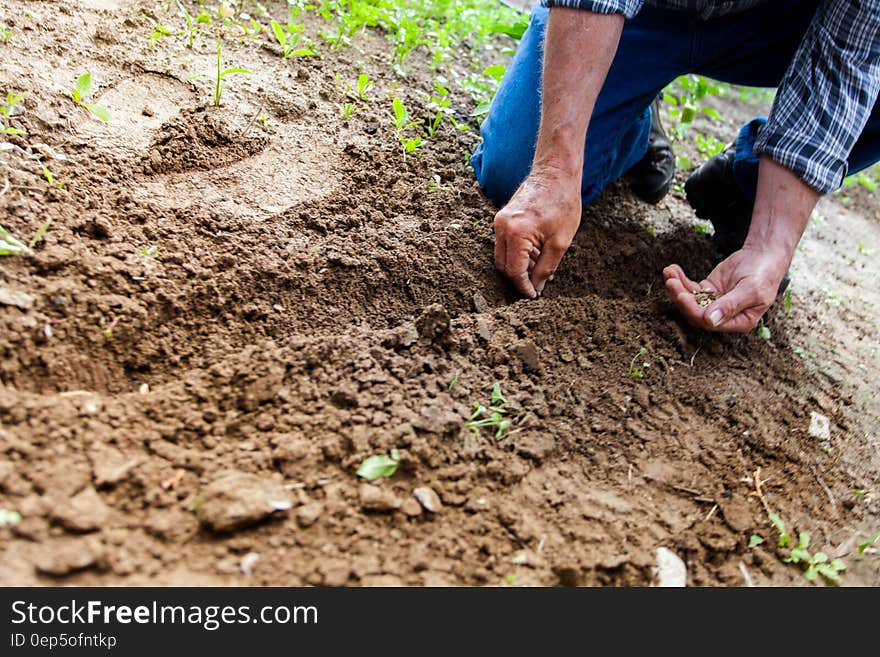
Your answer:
[709,309,723,326]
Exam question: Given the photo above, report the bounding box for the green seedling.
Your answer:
[467,383,512,439]
[270,18,315,58]
[783,532,846,584]
[748,534,764,548]
[212,38,251,106]
[142,245,158,257]
[0,225,29,256]
[0,24,12,43]
[857,242,870,255]
[694,221,712,235]
[148,21,174,48]
[29,220,51,248]
[1,91,26,136]
[448,371,459,392]
[629,347,649,378]
[339,102,355,120]
[783,288,792,317]
[0,509,22,527]
[42,165,63,189]
[175,0,197,48]
[71,73,111,122]
[356,73,372,101]
[755,318,771,340]
[390,96,422,156]
[858,531,880,555]
[356,449,400,481]
[793,346,816,360]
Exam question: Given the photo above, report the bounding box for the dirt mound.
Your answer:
[144,106,270,174]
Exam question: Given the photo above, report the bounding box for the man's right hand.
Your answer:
[493,166,582,299]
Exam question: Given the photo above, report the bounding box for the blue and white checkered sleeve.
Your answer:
[540,0,644,19]
[754,0,880,193]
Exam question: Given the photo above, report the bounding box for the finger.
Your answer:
[504,235,538,299]
[662,264,701,293]
[494,226,507,273]
[531,238,568,294]
[704,283,767,332]
[665,275,707,327]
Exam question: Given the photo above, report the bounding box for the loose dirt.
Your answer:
[0,0,877,586]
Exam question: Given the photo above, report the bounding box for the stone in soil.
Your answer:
[50,487,111,533]
[295,501,324,528]
[359,483,401,512]
[415,303,450,341]
[34,537,104,577]
[197,470,293,532]
[413,486,443,513]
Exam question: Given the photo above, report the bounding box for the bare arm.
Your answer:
[494,8,624,298]
[665,156,820,331]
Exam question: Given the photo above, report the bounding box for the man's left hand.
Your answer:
[663,244,790,332]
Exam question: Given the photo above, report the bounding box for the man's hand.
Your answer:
[663,244,789,331]
[492,8,623,298]
[666,156,819,332]
[494,167,582,298]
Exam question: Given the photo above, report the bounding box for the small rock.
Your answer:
[400,498,422,517]
[359,483,401,512]
[197,470,293,532]
[138,383,150,395]
[415,303,450,341]
[50,487,110,533]
[144,509,198,543]
[0,287,35,310]
[411,404,461,435]
[34,538,103,577]
[413,486,443,513]
[512,339,541,373]
[809,411,831,440]
[476,318,491,343]
[91,448,141,487]
[296,501,324,528]
[472,292,489,313]
[80,396,102,417]
[240,552,260,575]
[654,547,687,587]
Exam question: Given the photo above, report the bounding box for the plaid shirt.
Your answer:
[542,1,880,193]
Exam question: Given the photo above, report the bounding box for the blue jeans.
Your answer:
[471,1,880,206]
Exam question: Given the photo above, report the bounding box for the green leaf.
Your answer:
[470,100,490,117]
[491,383,507,407]
[858,531,880,555]
[219,67,252,78]
[828,559,846,572]
[812,551,828,564]
[482,64,506,81]
[3,126,25,135]
[787,547,811,564]
[803,565,818,580]
[356,452,400,481]
[392,97,407,130]
[270,19,286,49]
[748,534,764,548]
[81,102,111,122]
[0,224,30,256]
[797,532,810,550]
[29,220,51,248]
[815,563,842,584]
[679,103,696,124]
[74,72,92,102]
[700,106,722,120]
[769,513,791,548]
[289,48,315,57]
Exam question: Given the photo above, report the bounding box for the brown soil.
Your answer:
[0,0,877,587]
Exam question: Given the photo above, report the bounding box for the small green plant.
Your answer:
[175,0,197,48]
[693,221,712,235]
[629,347,649,378]
[148,21,174,48]
[1,91,26,136]
[71,73,111,122]
[29,220,51,248]
[783,288,792,317]
[270,18,315,58]
[755,318,771,340]
[748,534,764,548]
[356,73,373,101]
[356,449,400,481]
[390,96,422,155]
[0,24,13,43]
[467,383,512,439]
[212,38,251,106]
[793,346,817,360]
[858,531,879,555]
[784,531,846,584]
[339,101,355,120]
[448,371,459,392]
[0,225,29,256]
[663,74,724,138]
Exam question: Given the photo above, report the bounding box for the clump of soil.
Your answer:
[143,106,270,174]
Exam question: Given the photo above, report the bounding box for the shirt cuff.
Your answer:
[540,0,643,19]
[753,125,845,194]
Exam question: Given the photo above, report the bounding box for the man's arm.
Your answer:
[493,7,624,298]
[666,0,880,331]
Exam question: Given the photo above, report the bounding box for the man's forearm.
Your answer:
[533,8,624,178]
[745,156,821,261]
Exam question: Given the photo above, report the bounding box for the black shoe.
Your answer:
[628,97,675,204]
[685,144,790,296]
